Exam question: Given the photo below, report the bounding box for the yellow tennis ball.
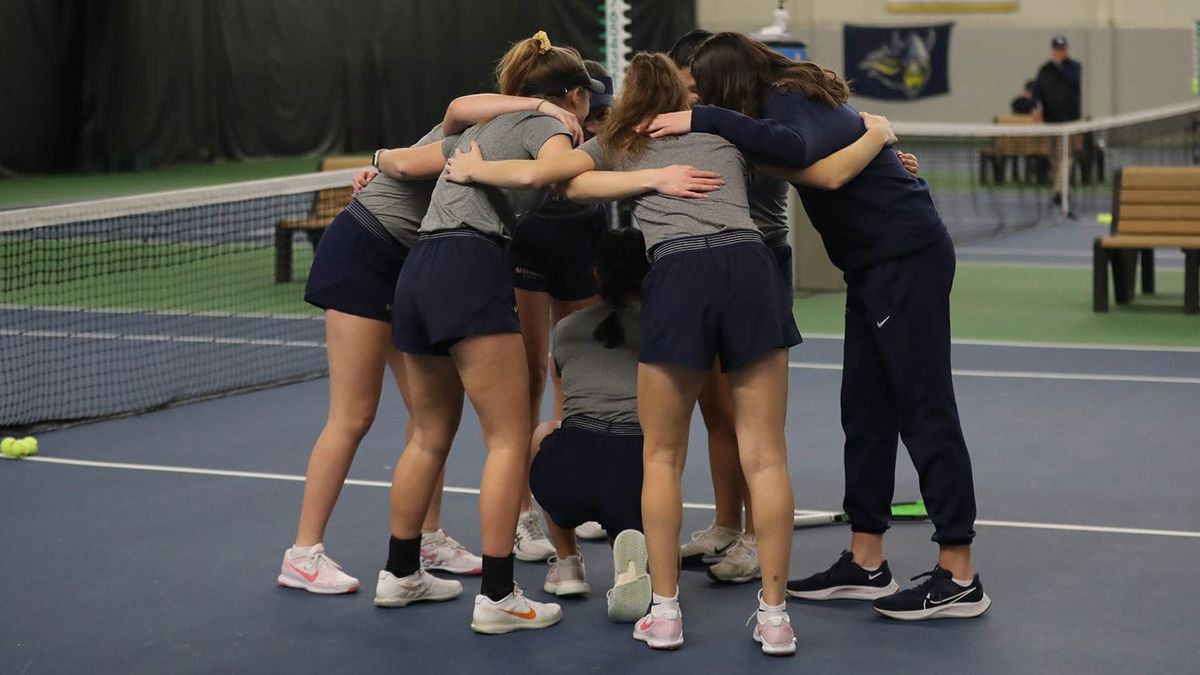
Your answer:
[0,437,16,458]
[1096,213,1112,225]
[19,437,38,456]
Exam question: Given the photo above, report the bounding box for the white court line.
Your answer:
[13,456,1200,539]
[800,333,1200,354]
[0,303,322,321]
[0,328,325,349]
[788,361,1200,385]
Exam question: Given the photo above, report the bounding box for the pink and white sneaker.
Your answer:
[277,544,360,594]
[633,603,684,650]
[420,529,483,575]
[750,591,797,656]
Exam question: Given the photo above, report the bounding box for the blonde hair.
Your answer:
[496,31,588,97]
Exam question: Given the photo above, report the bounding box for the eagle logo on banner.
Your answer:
[844,24,952,100]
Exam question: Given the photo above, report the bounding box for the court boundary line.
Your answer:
[801,333,1200,353]
[12,456,1200,540]
[0,328,325,349]
[787,361,1200,385]
[0,303,321,321]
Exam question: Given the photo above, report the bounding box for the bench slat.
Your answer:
[1120,167,1200,190]
[1119,205,1200,221]
[1117,220,1200,235]
[1101,235,1200,249]
[1120,190,1200,205]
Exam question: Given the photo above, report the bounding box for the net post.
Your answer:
[1060,130,1071,217]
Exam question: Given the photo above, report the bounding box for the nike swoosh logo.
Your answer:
[286,562,319,583]
[500,607,538,620]
[876,316,891,328]
[638,618,654,631]
[868,571,883,580]
[926,588,974,607]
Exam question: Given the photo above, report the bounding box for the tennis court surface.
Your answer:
[3,215,1199,673]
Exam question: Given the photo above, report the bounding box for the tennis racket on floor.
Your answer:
[793,501,929,529]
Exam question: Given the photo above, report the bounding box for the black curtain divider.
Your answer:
[0,0,695,174]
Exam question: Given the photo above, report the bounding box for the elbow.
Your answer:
[514,167,550,189]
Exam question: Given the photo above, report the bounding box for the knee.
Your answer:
[736,440,789,477]
[526,360,548,397]
[328,408,377,441]
[642,441,686,473]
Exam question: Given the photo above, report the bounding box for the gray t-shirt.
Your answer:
[580,133,757,251]
[421,111,572,239]
[355,125,458,249]
[554,302,639,425]
[747,167,790,246]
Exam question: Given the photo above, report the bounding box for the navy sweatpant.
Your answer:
[840,233,977,546]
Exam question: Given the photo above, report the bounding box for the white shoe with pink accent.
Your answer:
[277,544,360,594]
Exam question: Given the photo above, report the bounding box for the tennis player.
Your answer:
[649,32,990,621]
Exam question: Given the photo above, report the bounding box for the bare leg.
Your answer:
[295,310,390,547]
[389,354,464,539]
[385,352,448,534]
[639,362,707,598]
[452,334,532,557]
[728,350,793,606]
[850,532,885,569]
[938,545,975,579]
[516,289,552,512]
[697,364,744,531]
[530,420,578,557]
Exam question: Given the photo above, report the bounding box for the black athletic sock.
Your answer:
[384,536,421,579]
[480,554,515,601]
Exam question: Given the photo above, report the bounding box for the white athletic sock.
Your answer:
[650,591,680,615]
[860,564,880,572]
[289,544,320,557]
[952,576,974,587]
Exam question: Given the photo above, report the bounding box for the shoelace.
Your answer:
[894,569,940,599]
[518,514,548,542]
[816,552,854,582]
[440,532,470,554]
[722,538,757,564]
[745,608,788,628]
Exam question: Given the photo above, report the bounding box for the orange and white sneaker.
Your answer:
[420,529,483,575]
[277,544,360,594]
[374,568,462,607]
[633,599,684,650]
[750,591,797,656]
[470,585,563,634]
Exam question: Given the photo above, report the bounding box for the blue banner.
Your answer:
[843,23,952,100]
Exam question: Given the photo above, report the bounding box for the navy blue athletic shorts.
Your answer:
[529,416,644,535]
[770,241,793,307]
[304,204,408,323]
[639,229,802,372]
[511,207,607,301]
[391,228,519,355]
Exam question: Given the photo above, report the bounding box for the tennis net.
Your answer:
[893,100,1200,242]
[1,169,361,432]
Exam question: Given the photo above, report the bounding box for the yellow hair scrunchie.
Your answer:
[532,30,552,54]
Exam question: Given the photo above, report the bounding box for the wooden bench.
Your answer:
[274,155,369,283]
[979,115,1102,186]
[1092,166,1200,314]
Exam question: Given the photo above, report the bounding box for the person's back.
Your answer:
[422,111,569,238]
[581,133,757,250]
[762,93,945,271]
[554,302,639,425]
[356,125,447,249]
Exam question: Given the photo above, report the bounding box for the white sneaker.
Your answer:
[420,529,483,575]
[750,591,797,656]
[575,521,607,540]
[707,533,761,583]
[374,569,462,607]
[679,522,741,566]
[470,585,563,634]
[607,529,652,623]
[513,510,556,562]
[544,554,590,596]
[633,603,684,650]
[277,544,360,594]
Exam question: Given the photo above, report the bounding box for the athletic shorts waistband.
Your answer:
[347,198,408,256]
[561,415,643,436]
[417,227,504,247]
[649,228,764,263]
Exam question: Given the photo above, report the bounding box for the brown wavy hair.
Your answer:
[496,32,587,96]
[690,32,849,118]
[598,52,689,164]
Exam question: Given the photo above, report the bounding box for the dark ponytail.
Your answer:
[591,228,649,349]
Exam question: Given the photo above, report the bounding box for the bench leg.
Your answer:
[1185,250,1199,315]
[1111,250,1135,305]
[1093,239,1109,312]
[1140,249,1155,294]
[275,228,293,283]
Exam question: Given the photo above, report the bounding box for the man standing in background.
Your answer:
[1033,34,1082,210]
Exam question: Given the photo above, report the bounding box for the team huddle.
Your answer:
[275,29,991,657]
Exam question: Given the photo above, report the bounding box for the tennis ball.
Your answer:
[0,437,16,458]
[19,437,38,456]
[1192,77,1199,96]
[1096,212,1112,225]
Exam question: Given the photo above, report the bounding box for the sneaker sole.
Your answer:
[422,563,483,576]
[609,530,652,623]
[633,632,685,650]
[277,574,360,595]
[514,548,555,562]
[787,580,899,601]
[753,630,797,656]
[873,593,992,621]
[544,580,591,597]
[706,567,761,584]
[470,613,562,634]
[374,587,462,608]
